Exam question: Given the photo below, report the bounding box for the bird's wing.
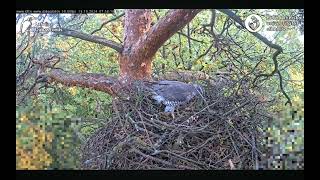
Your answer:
[152,81,188,91]
[153,83,193,102]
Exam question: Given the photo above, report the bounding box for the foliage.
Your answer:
[16,9,304,169]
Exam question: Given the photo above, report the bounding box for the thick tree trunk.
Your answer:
[46,9,202,95]
[119,9,153,81]
[119,9,201,82]
[119,55,153,82]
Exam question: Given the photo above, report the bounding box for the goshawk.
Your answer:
[148,80,204,117]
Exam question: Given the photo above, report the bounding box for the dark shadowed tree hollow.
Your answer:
[48,9,202,96]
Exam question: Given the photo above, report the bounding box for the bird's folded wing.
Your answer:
[153,84,194,102]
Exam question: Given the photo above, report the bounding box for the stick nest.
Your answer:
[80,76,272,169]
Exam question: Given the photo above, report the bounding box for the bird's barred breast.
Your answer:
[164,101,181,106]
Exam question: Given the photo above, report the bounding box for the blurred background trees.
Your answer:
[16,9,304,169]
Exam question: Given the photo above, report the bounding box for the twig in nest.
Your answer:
[82,76,269,170]
[131,148,194,169]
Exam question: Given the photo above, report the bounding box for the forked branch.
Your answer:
[56,28,123,53]
[48,69,118,95]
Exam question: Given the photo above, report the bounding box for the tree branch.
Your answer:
[55,28,123,53]
[218,9,283,51]
[277,70,292,106]
[187,23,192,54]
[106,27,123,44]
[47,69,118,95]
[91,13,125,34]
[177,31,205,43]
[133,9,202,60]
[218,9,290,105]
[156,70,210,82]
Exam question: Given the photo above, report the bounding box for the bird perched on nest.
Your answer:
[146,80,204,118]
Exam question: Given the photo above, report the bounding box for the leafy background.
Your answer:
[16,9,304,169]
